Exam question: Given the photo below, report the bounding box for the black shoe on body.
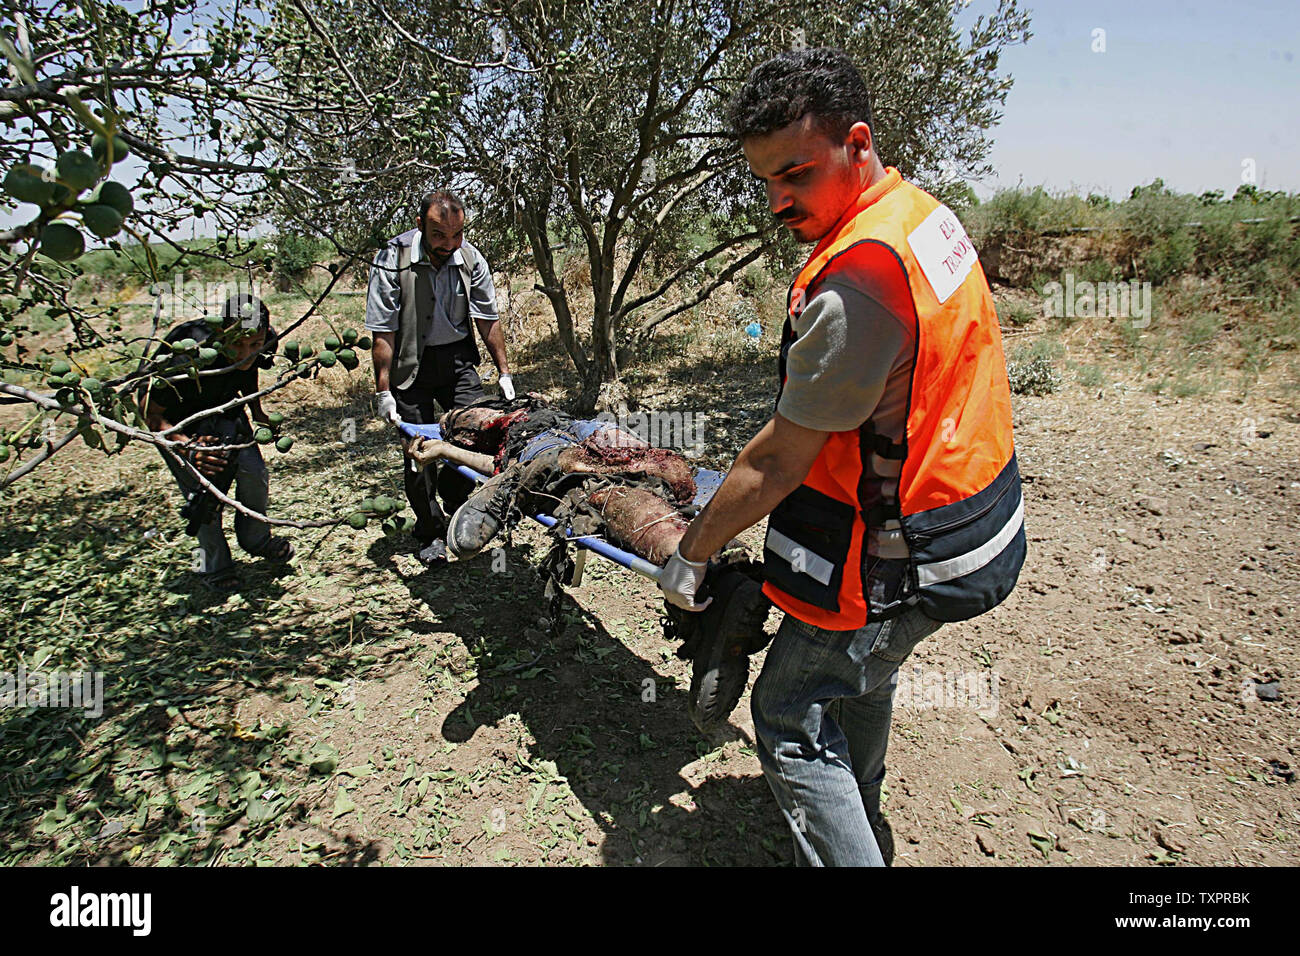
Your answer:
[665,561,772,733]
[447,470,516,559]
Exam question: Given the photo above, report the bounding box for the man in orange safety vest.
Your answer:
[658,47,1025,866]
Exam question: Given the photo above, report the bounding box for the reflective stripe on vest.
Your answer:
[761,167,1026,629]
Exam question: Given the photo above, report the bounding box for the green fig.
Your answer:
[80,203,123,238]
[254,427,273,444]
[91,132,131,165]
[275,436,293,453]
[40,222,85,261]
[347,512,367,530]
[93,180,134,216]
[56,149,101,192]
[3,165,55,206]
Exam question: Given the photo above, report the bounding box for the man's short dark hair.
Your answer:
[728,48,874,144]
[220,292,270,333]
[419,189,465,222]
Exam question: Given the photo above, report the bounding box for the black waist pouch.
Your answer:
[762,484,856,612]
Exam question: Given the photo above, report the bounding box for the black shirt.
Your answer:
[144,319,277,437]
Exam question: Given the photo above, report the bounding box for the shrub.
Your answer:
[998,300,1039,327]
[1076,363,1106,388]
[1140,230,1197,285]
[1006,340,1062,395]
[273,232,326,278]
[1007,356,1061,395]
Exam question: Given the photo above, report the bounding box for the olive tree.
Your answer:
[291,0,1030,410]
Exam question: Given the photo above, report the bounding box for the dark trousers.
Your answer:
[393,338,486,543]
[159,413,272,574]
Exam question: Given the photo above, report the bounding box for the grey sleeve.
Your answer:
[467,252,498,322]
[364,244,401,333]
[776,281,913,432]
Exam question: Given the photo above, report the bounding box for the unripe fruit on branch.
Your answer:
[56,150,101,192]
[91,133,131,165]
[3,165,55,206]
[81,203,124,238]
[93,181,134,217]
[40,222,85,261]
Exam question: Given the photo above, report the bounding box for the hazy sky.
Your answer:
[964,0,1299,199]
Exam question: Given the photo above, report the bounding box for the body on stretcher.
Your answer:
[397,421,726,582]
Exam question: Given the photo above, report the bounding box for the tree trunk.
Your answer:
[574,362,605,416]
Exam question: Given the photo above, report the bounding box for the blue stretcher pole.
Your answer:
[398,421,665,583]
[531,513,664,581]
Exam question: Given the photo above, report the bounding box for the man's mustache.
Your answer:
[775,209,805,224]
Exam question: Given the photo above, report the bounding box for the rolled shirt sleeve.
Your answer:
[365,243,401,333]
[776,281,913,433]
[466,246,498,323]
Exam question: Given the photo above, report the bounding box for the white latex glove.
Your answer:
[376,390,401,425]
[498,373,515,401]
[659,546,713,612]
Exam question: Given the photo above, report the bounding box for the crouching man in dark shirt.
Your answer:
[142,293,294,593]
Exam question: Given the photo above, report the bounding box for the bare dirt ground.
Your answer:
[2,278,1297,866]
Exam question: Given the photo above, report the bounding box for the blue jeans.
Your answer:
[751,604,944,866]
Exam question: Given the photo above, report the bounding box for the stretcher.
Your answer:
[397,420,771,732]
[397,421,726,583]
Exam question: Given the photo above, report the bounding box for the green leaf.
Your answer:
[309,745,338,774]
[246,794,286,825]
[1027,830,1054,859]
[0,33,36,86]
[331,788,356,818]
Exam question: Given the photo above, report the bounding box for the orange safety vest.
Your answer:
[762,167,1026,629]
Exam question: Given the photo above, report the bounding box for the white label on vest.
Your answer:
[907,204,977,304]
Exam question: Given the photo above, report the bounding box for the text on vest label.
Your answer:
[907,204,977,304]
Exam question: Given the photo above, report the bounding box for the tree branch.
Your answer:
[635,240,774,338]
[0,382,341,528]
